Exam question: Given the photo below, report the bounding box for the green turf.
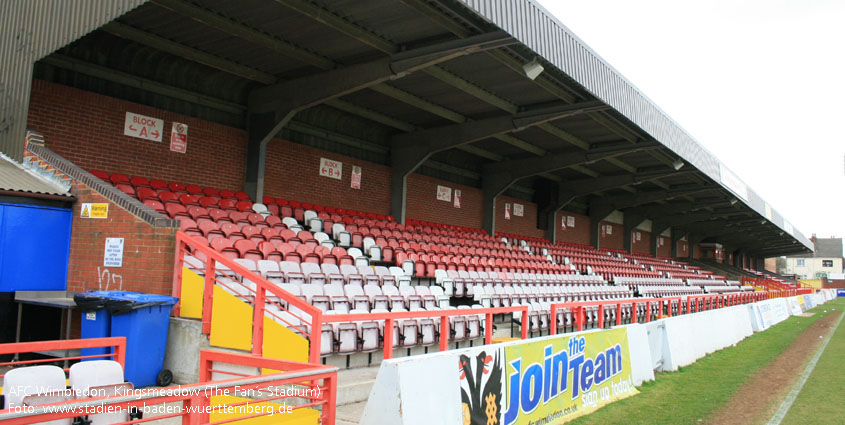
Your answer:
[567,298,839,425]
[780,298,845,425]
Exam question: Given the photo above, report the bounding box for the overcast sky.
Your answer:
[537,0,845,244]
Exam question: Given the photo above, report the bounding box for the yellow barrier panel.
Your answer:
[179,267,204,319]
[210,286,253,351]
[261,316,309,374]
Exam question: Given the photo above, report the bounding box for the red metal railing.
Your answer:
[321,305,530,360]
[171,231,324,363]
[0,337,126,378]
[172,231,535,363]
[0,349,338,425]
[549,291,769,334]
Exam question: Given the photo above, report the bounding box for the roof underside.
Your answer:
[30,0,811,256]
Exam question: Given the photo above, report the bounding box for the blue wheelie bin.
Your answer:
[75,291,178,387]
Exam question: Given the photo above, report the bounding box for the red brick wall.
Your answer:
[599,221,624,250]
[28,79,570,239]
[554,210,590,245]
[496,196,543,238]
[656,235,671,257]
[28,79,247,191]
[68,181,177,295]
[632,229,651,254]
[264,140,391,214]
[406,174,482,228]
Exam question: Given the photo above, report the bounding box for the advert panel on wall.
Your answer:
[459,328,638,425]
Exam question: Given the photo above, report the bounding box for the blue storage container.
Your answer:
[74,291,178,387]
[107,292,178,387]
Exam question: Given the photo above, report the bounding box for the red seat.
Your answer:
[168,182,186,192]
[219,189,236,199]
[236,200,253,212]
[90,170,110,181]
[136,187,158,201]
[219,199,237,210]
[235,191,251,201]
[150,179,168,190]
[187,206,210,221]
[159,191,178,204]
[199,196,219,208]
[247,213,265,226]
[234,239,262,261]
[130,176,150,187]
[202,187,219,196]
[186,184,203,194]
[166,203,188,219]
[143,199,166,213]
[110,173,130,185]
[115,183,135,197]
[210,238,238,259]
[179,194,200,206]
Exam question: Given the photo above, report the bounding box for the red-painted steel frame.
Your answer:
[0,350,338,425]
[321,305,529,359]
[0,337,126,376]
[171,231,324,364]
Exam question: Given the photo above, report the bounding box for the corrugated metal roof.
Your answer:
[0,153,72,198]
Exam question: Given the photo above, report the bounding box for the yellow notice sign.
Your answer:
[80,203,109,218]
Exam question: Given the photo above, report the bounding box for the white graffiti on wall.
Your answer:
[97,266,123,291]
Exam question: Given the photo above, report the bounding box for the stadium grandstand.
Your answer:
[0,1,828,424]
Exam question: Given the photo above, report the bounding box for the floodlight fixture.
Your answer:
[523,57,544,80]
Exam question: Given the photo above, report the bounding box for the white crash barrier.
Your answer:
[659,304,754,371]
[747,298,792,332]
[360,291,837,425]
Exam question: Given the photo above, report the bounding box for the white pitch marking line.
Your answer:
[766,309,844,425]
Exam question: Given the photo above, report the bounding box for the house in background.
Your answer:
[780,236,844,279]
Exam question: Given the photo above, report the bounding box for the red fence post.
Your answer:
[310,310,323,364]
[202,257,216,335]
[384,318,394,360]
[440,316,449,352]
[252,285,265,356]
[324,372,338,425]
[597,304,605,328]
[485,313,493,344]
[521,309,528,339]
[171,234,185,316]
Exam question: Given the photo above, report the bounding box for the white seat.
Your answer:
[4,365,72,425]
[345,285,370,311]
[70,360,131,425]
[257,259,281,278]
[301,262,326,286]
[280,261,305,284]
[282,217,299,228]
[324,283,350,313]
[252,203,271,217]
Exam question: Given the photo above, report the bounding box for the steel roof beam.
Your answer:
[248,30,513,114]
[244,30,512,198]
[40,54,245,114]
[102,22,278,85]
[553,169,696,212]
[480,141,659,234]
[389,100,607,222]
